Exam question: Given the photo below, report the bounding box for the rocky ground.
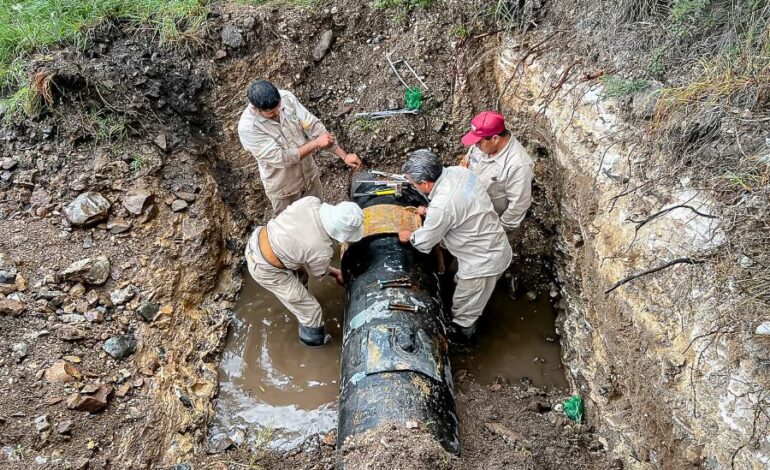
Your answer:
[1,1,606,468]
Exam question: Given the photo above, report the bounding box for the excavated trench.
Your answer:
[7,2,762,469]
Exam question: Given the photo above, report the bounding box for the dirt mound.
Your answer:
[340,424,456,470]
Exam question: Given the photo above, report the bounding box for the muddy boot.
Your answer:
[448,322,477,348]
[298,324,326,347]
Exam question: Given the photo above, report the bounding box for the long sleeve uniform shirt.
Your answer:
[248,196,333,279]
[238,90,339,199]
[466,137,534,230]
[410,166,512,279]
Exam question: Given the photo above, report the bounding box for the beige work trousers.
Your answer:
[245,242,323,328]
[269,175,323,216]
[451,273,503,328]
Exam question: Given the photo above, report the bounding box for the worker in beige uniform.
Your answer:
[238,79,362,215]
[397,150,512,340]
[245,196,364,346]
[460,111,534,231]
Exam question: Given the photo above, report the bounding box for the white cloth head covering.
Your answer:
[319,202,364,243]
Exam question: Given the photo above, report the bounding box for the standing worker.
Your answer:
[238,79,362,215]
[397,150,512,340]
[245,196,364,346]
[460,111,534,231]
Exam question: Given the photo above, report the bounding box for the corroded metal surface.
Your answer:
[337,172,459,455]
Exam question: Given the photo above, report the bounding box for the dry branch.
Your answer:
[605,257,705,294]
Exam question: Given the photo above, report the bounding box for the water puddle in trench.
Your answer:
[213,269,566,449]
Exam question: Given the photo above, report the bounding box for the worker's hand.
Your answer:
[343,153,362,169]
[398,230,412,243]
[416,206,428,217]
[329,267,344,286]
[459,156,469,168]
[315,132,336,149]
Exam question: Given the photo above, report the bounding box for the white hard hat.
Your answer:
[319,202,364,243]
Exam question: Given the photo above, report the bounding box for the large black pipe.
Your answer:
[336,172,459,454]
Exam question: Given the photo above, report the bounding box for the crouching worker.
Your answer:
[245,196,364,346]
[397,150,512,340]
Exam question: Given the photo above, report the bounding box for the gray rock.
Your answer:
[57,325,86,341]
[0,270,16,284]
[229,427,246,446]
[63,192,111,227]
[313,30,334,61]
[208,432,235,454]
[1,158,17,170]
[34,415,50,433]
[739,255,754,268]
[62,256,111,285]
[756,322,770,335]
[2,445,20,462]
[109,286,135,305]
[525,291,538,301]
[171,200,188,212]
[35,456,48,465]
[103,335,137,359]
[221,25,245,48]
[138,302,159,322]
[1,170,12,181]
[56,420,73,434]
[174,191,197,202]
[12,342,28,359]
[123,189,154,215]
[107,217,131,234]
[154,134,167,151]
[243,16,256,30]
[60,314,86,323]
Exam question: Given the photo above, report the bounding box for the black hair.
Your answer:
[402,149,444,184]
[247,80,281,110]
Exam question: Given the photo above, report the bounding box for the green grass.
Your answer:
[0,0,210,90]
[89,109,129,142]
[450,23,470,39]
[600,75,648,98]
[352,117,378,133]
[130,153,147,172]
[1,85,40,121]
[372,0,432,11]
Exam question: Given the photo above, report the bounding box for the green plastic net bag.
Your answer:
[563,395,584,422]
[405,87,422,110]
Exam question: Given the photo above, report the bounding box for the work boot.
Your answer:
[298,324,326,347]
[447,322,477,348]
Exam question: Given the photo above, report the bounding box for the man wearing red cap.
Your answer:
[460,111,534,231]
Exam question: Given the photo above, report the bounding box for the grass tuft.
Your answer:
[600,75,648,98]
[0,0,211,91]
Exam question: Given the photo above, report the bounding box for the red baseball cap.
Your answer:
[461,111,506,146]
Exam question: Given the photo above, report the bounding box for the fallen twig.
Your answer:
[627,204,718,231]
[605,257,705,294]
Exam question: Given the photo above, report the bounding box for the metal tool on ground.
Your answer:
[378,277,413,289]
[386,51,429,92]
[369,171,407,181]
[353,108,419,120]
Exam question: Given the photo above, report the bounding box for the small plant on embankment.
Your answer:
[0,0,210,117]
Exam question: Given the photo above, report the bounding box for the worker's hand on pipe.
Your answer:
[315,132,336,149]
[398,230,412,243]
[416,206,428,216]
[343,153,362,169]
[329,267,345,286]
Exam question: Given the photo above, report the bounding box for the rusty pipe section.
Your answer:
[337,172,459,454]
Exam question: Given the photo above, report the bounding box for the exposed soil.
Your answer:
[1,1,607,468]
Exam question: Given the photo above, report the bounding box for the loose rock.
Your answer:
[109,286,135,305]
[62,256,111,285]
[67,385,113,413]
[56,420,74,434]
[171,199,188,212]
[63,192,111,227]
[123,189,154,215]
[45,361,81,383]
[0,299,25,316]
[221,25,245,48]
[34,415,51,433]
[313,30,334,61]
[57,325,86,341]
[103,335,137,359]
[138,302,160,322]
[107,217,131,234]
[12,342,28,359]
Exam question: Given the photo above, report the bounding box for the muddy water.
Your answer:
[214,270,566,449]
[451,290,568,388]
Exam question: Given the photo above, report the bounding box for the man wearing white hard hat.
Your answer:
[245,196,364,346]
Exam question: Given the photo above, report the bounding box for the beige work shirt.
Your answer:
[238,90,338,199]
[466,137,534,230]
[247,197,333,279]
[410,166,512,279]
